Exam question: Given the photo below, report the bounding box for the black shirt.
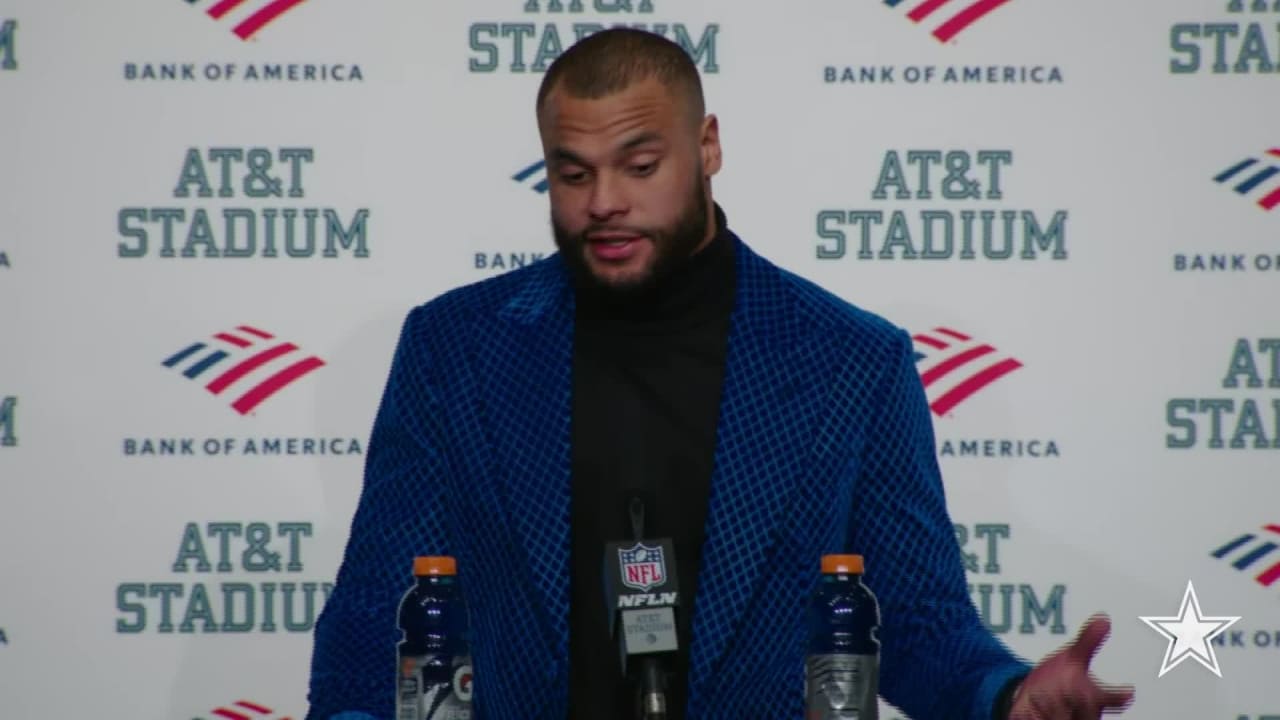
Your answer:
[568,203,737,719]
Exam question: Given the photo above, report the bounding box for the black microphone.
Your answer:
[603,493,681,719]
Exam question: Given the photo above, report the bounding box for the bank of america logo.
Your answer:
[1214,149,1280,212]
[1227,1,1280,14]
[513,159,549,193]
[883,0,1013,43]
[1212,524,1280,589]
[162,325,324,416]
[911,327,1022,416]
[185,0,310,41]
[193,699,291,720]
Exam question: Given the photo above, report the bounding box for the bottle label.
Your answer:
[396,654,473,720]
[805,653,879,720]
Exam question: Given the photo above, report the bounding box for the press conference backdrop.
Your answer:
[0,0,1276,717]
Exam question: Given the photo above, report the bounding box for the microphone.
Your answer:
[603,493,681,719]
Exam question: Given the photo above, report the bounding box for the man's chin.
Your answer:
[586,268,654,295]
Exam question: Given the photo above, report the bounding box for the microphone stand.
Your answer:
[629,496,668,720]
[640,660,667,718]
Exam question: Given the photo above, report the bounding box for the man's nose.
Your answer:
[587,172,628,221]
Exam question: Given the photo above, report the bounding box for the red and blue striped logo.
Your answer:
[162,325,324,415]
[883,0,1014,43]
[911,327,1023,416]
[194,699,292,720]
[1214,149,1280,212]
[1213,524,1280,590]
[185,0,309,41]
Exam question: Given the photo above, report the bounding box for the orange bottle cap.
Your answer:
[821,554,864,574]
[413,556,457,577]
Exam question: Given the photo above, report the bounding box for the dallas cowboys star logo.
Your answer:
[1139,580,1241,678]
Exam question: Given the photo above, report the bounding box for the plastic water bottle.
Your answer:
[396,556,473,720]
[805,554,880,720]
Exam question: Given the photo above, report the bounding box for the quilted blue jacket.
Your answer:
[306,233,1031,719]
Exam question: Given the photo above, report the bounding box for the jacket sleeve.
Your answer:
[307,307,453,720]
[847,329,1031,720]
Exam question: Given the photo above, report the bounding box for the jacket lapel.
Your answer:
[687,238,827,704]
[471,259,575,678]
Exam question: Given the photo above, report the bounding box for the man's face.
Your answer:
[538,77,721,297]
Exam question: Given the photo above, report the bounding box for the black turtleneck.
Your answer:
[568,203,737,720]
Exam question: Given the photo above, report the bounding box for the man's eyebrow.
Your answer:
[550,147,589,167]
[549,132,665,168]
[618,131,663,151]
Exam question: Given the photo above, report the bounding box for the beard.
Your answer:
[552,174,709,306]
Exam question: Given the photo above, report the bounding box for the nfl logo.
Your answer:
[618,542,667,591]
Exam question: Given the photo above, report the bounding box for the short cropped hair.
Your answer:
[536,28,705,126]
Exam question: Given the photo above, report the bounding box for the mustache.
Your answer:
[581,225,652,239]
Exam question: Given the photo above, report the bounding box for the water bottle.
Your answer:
[396,556,473,720]
[805,554,880,720]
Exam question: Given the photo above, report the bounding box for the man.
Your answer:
[307,28,1134,720]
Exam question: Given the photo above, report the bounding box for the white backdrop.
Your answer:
[1,1,1277,718]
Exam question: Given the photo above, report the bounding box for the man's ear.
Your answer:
[700,113,722,177]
